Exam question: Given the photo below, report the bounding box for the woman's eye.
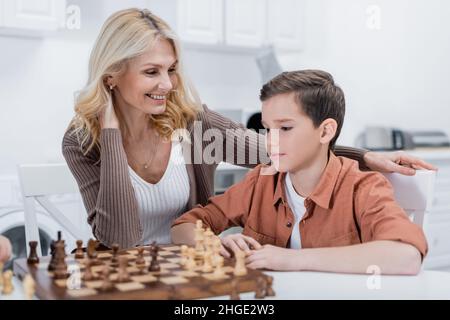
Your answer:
[281,127,292,131]
[145,70,158,76]
[169,68,177,73]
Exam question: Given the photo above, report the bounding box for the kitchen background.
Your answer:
[0,0,449,270]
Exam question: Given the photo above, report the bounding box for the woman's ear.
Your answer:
[319,118,338,145]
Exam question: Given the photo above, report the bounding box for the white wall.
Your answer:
[1,0,449,178]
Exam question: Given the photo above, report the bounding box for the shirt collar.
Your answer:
[272,152,342,210]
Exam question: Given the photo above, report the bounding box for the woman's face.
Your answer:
[111,38,178,115]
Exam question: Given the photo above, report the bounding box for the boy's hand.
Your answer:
[220,234,262,258]
[364,151,437,175]
[0,235,12,263]
[246,244,302,271]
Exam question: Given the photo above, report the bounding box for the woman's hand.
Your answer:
[0,235,12,263]
[99,92,120,129]
[363,151,438,175]
[220,234,262,258]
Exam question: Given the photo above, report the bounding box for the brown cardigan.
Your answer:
[62,105,367,248]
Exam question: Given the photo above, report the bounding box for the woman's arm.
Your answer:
[62,128,142,248]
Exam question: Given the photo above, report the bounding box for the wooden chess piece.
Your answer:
[185,247,197,271]
[53,241,68,280]
[22,274,35,300]
[230,278,240,300]
[110,243,120,267]
[212,255,225,279]
[82,259,95,281]
[135,246,145,266]
[148,242,160,272]
[180,245,188,266]
[100,265,113,291]
[27,241,40,264]
[74,240,84,259]
[2,270,14,295]
[87,239,98,261]
[254,276,267,299]
[265,276,275,296]
[233,250,247,276]
[117,256,130,282]
[202,251,213,273]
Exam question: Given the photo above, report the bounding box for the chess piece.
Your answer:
[212,237,222,266]
[87,239,98,261]
[48,240,56,271]
[202,251,213,273]
[233,250,247,276]
[180,245,188,266]
[254,277,267,299]
[185,248,197,271]
[194,220,205,252]
[110,243,119,267]
[53,241,68,279]
[2,270,14,295]
[27,241,40,265]
[230,278,240,300]
[100,265,113,291]
[82,259,95,281]
[22,274,35,300]
[117,256,130,282]
[212,255,225,279]
[135,246,145,266]
[74,240,84,259]
[203,228,214,252]
[265,276,275,297]
[148,242,160,272]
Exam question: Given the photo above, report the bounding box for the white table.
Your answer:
[2,270,450,300]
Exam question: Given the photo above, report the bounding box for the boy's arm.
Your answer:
[171,166,262,244]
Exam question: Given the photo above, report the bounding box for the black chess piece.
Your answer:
[110,243,119,268]
[53,241,68,279]
[27,241,40,264]
[254,277,267,299]
[230,279,240,300]
[74,240,84,259]
[148,242,160,272]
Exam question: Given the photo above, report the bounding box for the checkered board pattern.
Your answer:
[13,244,270,300]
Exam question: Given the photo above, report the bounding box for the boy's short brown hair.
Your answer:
[259,70,345,150]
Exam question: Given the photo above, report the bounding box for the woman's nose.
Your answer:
[158,73,173,91]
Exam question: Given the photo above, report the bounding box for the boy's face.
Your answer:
[261,92,325,173]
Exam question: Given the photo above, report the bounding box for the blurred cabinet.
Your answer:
[177,0,303,51]
[0,0,66,36]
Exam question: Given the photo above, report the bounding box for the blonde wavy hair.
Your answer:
[70,8,200,154]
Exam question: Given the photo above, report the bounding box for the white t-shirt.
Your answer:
[284,173,306,249]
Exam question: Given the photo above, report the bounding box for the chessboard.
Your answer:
[13,243,274,300]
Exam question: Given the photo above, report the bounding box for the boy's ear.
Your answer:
[319,118,338,145]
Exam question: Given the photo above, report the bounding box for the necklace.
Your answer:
[126,133,161,170]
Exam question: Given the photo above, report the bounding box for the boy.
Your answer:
[171,70,427,275]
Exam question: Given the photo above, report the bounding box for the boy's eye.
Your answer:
[281,127,292,131]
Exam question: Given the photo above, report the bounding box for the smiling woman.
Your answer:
[61,8,435,250]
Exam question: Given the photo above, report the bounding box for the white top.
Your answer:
[284,173,306,249]
[129,142,190,245]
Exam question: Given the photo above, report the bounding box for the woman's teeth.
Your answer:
[147,94,165,100]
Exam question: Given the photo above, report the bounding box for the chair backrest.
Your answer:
[18,163,90,257]
[382,170,436,227]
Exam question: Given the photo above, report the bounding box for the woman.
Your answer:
[62,8,435,249]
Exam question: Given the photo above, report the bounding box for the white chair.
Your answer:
[18,163,91,257]
[383,170,436,227]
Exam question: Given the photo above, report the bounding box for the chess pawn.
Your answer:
[185,248,197,271]
[27,241,40,265]
[265,276,275,297]
[87,239,98,260]
[202,251,213,273]
[110,243,119,267]
[233,250,247,276]
[22,274,35,300]
[213,255,225,278]
[2,270,14,295]
[135,246,145,266]
[74,240,84,259]
[180,245,188,266]
[82,259,95,281]
[117,257,130,282]
[100,265,113,291]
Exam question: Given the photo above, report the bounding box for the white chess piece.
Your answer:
[22,274,36,300]
[233,250,248,276]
